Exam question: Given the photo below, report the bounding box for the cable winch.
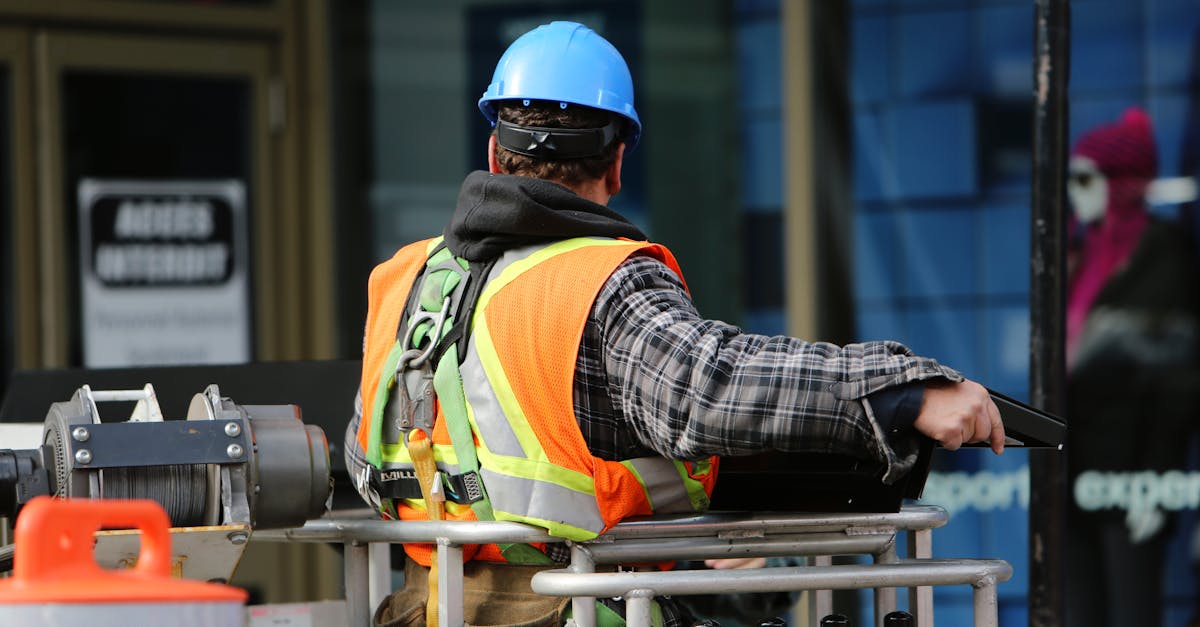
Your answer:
[0,383,332,530]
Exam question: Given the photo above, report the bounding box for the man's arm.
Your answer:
[595,256,1003,480]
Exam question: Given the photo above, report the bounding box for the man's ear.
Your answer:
[605,143,625,197]
[488,135,502,174]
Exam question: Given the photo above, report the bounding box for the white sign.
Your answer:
[78,179,251,368]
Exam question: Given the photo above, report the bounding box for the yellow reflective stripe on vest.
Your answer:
[472,238,640,461]
[380,442,460,468]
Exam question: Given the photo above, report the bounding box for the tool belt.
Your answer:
[374,555,569,627]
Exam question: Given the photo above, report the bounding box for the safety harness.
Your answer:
[369,240,556,625]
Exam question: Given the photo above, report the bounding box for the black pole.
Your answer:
[1029,1,1069,626]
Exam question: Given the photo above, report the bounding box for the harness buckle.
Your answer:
[402,295,453,370]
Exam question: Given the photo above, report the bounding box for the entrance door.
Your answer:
[34,32,275,367]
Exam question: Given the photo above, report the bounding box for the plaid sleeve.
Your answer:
[595,255,961,482]
[343,388,379,507]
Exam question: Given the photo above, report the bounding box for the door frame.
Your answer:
[0,27,35,370]
[34,32,277,365]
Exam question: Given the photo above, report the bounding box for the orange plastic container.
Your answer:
[0,496,247,626]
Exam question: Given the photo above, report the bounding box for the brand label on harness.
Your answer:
[379,469,417,483]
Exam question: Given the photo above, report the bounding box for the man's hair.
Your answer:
[493,101,624,187]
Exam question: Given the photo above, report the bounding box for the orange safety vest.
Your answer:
[357,237,718,565]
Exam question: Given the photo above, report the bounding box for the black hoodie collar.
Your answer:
[443,171,647,262]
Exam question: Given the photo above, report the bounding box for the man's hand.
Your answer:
[704,557,767,570]
[913,379,1005,454]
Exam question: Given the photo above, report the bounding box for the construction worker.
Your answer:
[344,20,1005,627]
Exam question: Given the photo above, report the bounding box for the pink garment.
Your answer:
[1066,108,1157,367]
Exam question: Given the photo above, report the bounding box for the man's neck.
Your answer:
[561,177,610,206]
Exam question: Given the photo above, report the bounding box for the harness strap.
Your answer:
[370,466,484,504]
[406,432,444,627]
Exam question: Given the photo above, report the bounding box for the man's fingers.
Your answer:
[987,397,1005,454]
[912,379,1008,455]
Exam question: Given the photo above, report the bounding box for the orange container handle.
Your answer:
[13,496,173,582]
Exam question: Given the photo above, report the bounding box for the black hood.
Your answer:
[443,171,647,261]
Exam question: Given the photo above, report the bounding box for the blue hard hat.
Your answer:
[479,21,642,151]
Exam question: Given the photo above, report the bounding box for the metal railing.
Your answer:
[255,505,1011,627]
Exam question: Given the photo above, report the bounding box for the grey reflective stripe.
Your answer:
[460,338,526,457]
[479,467,606,535]
[456,241,579,458]
[626,457,697,514]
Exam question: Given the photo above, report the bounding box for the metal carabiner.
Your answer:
[402,295,453,369]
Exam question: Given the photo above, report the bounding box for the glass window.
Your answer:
[847,2,1200,624]
[363,1,741,323]
[849,3,1034,622]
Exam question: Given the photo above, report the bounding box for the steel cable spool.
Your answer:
[41,390,211,527]
[101,464,209,527]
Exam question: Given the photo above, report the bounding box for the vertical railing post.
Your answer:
[1029,1,1070,626]
[345,541,372,627]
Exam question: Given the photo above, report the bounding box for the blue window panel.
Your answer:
[1164,443,1200,602]
[896,0,966,7]
[1164,509,1200,599]
[1168,606,1196,627]
[853,0,890,9]
[742,307,786,336]
[999,601,1029,626]
[856,309,906,344]
[930,503,984,557]
[855,210,903,304]
[981,204,1030,296]
[976,5,1032,97]
[1149,93,1189,179]
[1071,1,1143,93]
[853,15,890,104]
[921,497,987,620]
[610,195,648,236]
[976,451,1030,596]
[983,304,1030,401]
[1147,0,1200,89]
[932,595,975,626]
[896,10,972,99]
[900,208,977,298]
[740,116,783,211]
[888,101,977,199]
[903,305,981,379]
[854,110,890,202]
[1070,97,1141,149]
[735,0,778,15]
[737,19,781,112]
